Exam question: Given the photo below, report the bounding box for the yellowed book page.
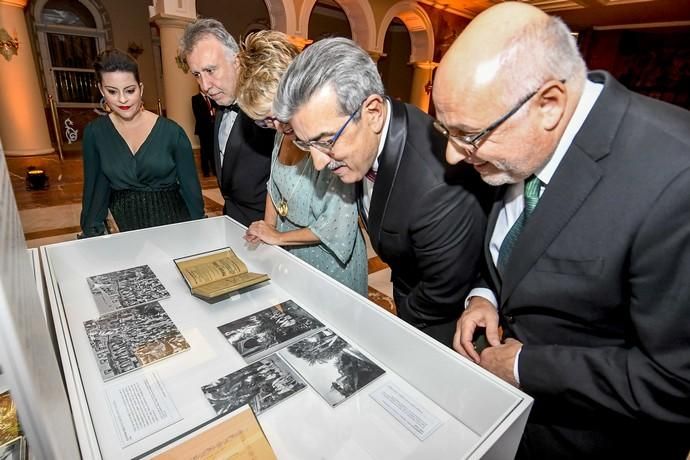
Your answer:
[193,272,270,299]
[152,407,276,460]
[176,250,248,289]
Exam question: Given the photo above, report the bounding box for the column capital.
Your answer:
[0,0,28,8]
[411,60,439,70]
[367,50,386,63]
[287,35,312,51]
[148,0,196,21]
[150,14,195,30]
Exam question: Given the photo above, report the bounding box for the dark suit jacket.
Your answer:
[368,99,488,346]
[484,72,690,459]
[192,93,215,149]
[214,107,274,226]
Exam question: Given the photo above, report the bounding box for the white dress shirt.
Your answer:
[217,107,238,168]
[362,99,391,218]
[467,79,604,384]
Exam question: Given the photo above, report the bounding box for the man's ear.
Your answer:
[537,80,567,132]
[362,94,386,134]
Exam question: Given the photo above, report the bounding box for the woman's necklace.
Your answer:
[269,143,311,218]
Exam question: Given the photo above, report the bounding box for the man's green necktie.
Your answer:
[497,175,542,274]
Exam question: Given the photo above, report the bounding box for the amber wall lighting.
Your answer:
[0,27,19,61]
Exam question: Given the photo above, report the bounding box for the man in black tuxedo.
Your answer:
[191,90,216,177]
[274,38,487,346]
[433,3,690,459]
[180,19,274,226]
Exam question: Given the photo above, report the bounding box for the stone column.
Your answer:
[409,60,438,113]
[149,1,198,147]
[0,0,54,156]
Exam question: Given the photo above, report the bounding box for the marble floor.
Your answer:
[6,149,396,315]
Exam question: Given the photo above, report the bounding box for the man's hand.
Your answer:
[479,338,522,387]
[244,220,281,245]
[453,296,501,362]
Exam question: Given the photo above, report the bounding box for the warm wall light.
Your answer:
[0,28,19,62]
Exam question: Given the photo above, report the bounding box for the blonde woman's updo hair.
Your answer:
[237,30,299,120]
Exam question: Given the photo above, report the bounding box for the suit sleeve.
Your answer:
[172,126,205,219]
[398,181,486,325]
[519,167,690,424]
[79,123,111,237]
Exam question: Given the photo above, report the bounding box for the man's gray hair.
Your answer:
[273,37,384,122]
[497,15,587,106]
[179,18,239,60]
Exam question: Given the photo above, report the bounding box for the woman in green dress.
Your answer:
[238,31,368,296]
[80,49,204,237]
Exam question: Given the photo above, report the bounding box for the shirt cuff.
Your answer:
[464,288,498,309]
[513,347,522,386]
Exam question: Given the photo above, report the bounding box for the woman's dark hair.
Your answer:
[93,49,140,83]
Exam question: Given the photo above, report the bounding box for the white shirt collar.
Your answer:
[371,98,392,173]
[534,78,603,185]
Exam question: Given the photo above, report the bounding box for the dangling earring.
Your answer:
[139,99,145,112]
[100,97,112,113]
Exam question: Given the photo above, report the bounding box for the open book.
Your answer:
[174,248,269,302]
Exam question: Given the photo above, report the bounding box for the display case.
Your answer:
[41,216,532,459]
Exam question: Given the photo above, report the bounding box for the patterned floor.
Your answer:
[7,150,396,314]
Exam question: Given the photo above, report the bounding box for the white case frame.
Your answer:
[41,216,532,459]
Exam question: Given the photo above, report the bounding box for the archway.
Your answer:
[298,0,376,50]
[376,1,435,111]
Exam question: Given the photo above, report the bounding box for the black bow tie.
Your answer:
[225,103,240,113]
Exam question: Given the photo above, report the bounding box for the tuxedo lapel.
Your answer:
[368,98,407,249]
[499,71,627,304]
[219,111,245,190]
[213,110,224,184]
[485,189,504,292]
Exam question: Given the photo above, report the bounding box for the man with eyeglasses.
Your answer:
[180,19,274,226]
[433,3,690,459]
[273,37,489,347]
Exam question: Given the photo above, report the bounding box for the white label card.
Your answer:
[370,383,442,441]
[105,372,181,447]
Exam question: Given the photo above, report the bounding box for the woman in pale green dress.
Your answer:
[237,31,367,295]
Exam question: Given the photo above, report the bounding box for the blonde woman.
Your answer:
[238,31,367,296]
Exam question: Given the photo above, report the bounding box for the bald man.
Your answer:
[433,3,690,459]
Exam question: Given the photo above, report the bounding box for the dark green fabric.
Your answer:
[80,115,204,237]
[110,187,190,232]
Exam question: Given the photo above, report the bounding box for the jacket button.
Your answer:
[504,314,515,324]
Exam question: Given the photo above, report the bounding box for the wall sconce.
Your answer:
[127,42,144,60]
[0,28,19,62]
[424,79,433,95]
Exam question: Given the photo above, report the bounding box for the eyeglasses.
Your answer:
[434,79,565,153]
[254,116,278,129]
[292,104,362,153]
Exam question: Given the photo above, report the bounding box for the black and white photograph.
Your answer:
[201,355,306,416]
[87,265,170,313]
[279,329,386,407]
[84,302,190,381]
[218,300,324,362]
[0,437,26,460]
